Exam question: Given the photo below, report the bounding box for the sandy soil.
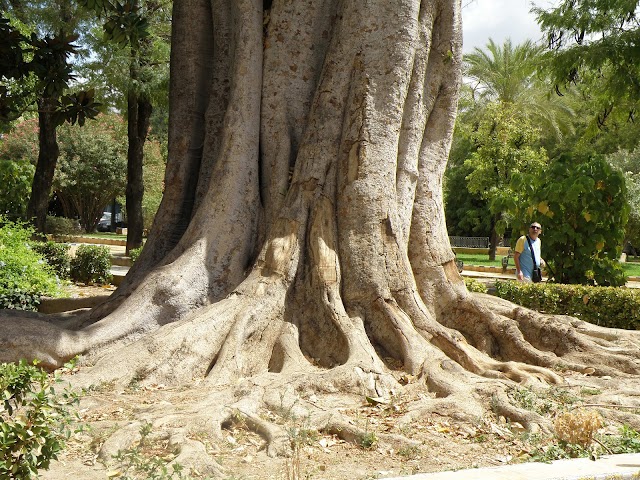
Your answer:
[40,383,533,480]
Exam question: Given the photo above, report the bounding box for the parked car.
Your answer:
[97,212,125,232]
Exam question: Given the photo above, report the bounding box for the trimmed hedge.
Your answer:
[494,280,640,330]
[464,277,488,293]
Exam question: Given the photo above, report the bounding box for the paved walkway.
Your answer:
[383,453,640,480]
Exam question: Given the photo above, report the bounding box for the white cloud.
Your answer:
[461,0,549,53]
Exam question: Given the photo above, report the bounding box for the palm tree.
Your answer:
[464,38,572,139]
[458,38,574,260]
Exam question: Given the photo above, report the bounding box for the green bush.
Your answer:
[0,360,80,478]
[0,216,63,311]
[494,280,640,330]
[0,289,41,312]
[45,216,81,237]
[31,242,71,280]
[70,244,112,285]
[464,277,488,293]
[129,246,143,263]
[511,154,628,286]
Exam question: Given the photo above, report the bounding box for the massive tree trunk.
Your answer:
[2,0,640,475]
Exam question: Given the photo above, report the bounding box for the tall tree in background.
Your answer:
[2,1,639,474]
[79,0,170,252]
[464,38,572,138]
[464,103,548,259]
[534,0,640,122]
[1,6,100,233]
[449,39,563,254]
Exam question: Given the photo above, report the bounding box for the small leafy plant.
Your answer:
[464,277,488,293]
[129,246,143,263]
[0,216,63,310]
[31,241,71,280]
[70,244,112,285]
[111,422,187,479]
[0,359,80,478]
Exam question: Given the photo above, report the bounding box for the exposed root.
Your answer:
[490,389,550,433]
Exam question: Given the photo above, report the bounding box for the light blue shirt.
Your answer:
[515,235,541,279]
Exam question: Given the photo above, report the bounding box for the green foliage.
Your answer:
[534,0,640,114]
[607,148,640,248]
[0,159,34,220]
[463,38,573,141]
[465,38,542,105]
[464,103,548,240]
[0,216,62,310]
[31,241,70,280]
[464,277,488,293]
[528,424,640,463]
[54,113,128,232]
[465,103,548,207]
[512,153,628,285]
[0,118,38,219]
[0,359,80,478]
[603,425,640,454]
[494,280,640,330]
[70,244,112,285]
[129,246,143,263]
[444,161,491,237]
[0,16,101,125]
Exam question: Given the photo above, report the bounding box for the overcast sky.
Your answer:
[461,0,550,53]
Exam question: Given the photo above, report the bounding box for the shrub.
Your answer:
[0,289,41,312]
[70,244,112,285]
[45,216,82,237]
[129,246,143,263]
[0,360,80,478]
[494,280,640,330]
[0,216,62,310]
[553,409,603,448]
[0,159,34,220]
[31,241,71,280]
[464,277,488,293]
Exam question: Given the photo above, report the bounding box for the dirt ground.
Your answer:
[41,380,535,480]
[34,284,618,480]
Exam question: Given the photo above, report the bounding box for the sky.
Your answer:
[461,0,550,53]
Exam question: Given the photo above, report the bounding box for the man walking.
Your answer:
[514,222,543,282]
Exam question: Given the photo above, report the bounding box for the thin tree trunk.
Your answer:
[27,97,59,235]
[125,90,152,254]
[488,212,502,261]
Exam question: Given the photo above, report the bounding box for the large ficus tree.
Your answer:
[2,0,640,475]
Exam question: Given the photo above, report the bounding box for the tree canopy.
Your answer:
[533,0,640,118]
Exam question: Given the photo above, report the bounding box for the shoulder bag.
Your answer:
[526,236,542,283]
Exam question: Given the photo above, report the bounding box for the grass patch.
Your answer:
[455,253,503,268]
[456,253,640,277]
[622,262,640,277]
[74,233,127,240]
